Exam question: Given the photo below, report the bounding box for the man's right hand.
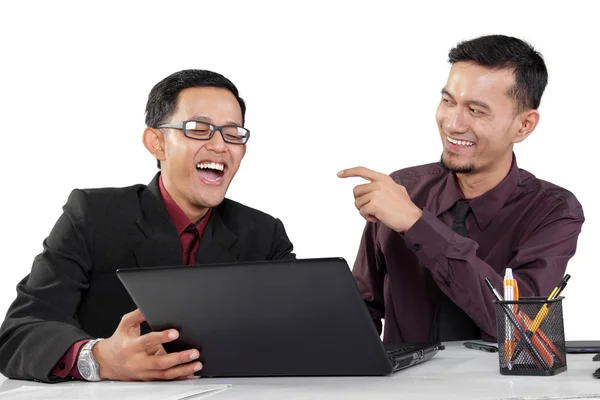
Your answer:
[92,309,202,381]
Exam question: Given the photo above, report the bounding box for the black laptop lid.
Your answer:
[117,258,394,376]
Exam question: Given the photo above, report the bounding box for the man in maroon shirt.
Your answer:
[0,70,295,382]
[339,35,584,344]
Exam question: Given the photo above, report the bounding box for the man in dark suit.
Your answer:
[0,70,295,383]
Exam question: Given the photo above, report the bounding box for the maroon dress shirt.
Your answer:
[158,175,212,264]
[352,155,584,343]
[52,175,211,379]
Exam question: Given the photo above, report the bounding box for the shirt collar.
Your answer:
[158,174,211,236]
[434,153,521,231]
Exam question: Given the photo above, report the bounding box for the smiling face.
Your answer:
[144,86,246,221]
[436,62,527,175]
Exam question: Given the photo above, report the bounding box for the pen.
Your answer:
[484,278,550,369]
[510,274,571,364]
[513,312,554,367]
[518,312,565,364]
[513,278,519,311]
[485,278,504,302]
[527,274,570,334]
[510,278,519,362]
[503,269,514,369]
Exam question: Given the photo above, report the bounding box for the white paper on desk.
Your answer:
[0,382,231,400]
[494,394,600,400]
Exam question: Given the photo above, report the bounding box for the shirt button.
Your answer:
[59,363,66,370]
[413,244,422,252]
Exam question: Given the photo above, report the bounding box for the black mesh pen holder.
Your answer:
[493,297,567,376]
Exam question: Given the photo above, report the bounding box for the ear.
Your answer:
[512,109,540,144]
[143,128,166,163]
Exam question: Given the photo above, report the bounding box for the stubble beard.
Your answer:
[440,151,475,174]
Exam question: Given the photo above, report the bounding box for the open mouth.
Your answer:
[196,161,226,184]
[446,135,475,147]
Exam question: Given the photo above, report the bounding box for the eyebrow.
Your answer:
[190,116,242,126]
[441,89,492,112]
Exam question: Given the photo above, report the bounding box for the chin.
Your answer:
[441,153,475,174]
[197,193,227,209]
[191,182,229,207]
[194,198,223,209]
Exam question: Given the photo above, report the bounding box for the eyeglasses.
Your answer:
[158,120,250,144]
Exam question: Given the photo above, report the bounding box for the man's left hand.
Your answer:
[338,166,423,233]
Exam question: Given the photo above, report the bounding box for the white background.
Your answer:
[0,1,598,340]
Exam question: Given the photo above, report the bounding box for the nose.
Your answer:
[444,106,469,134]
[205,129,228,153]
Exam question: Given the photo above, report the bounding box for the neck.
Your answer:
[456,153,513,199]
[183,206,210,225]
[161,175,209,224]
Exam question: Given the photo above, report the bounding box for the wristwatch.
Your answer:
[77,338,104,381]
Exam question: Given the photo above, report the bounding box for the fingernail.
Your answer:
[337,170,344,177]
[193,363,203,372]
[189,351,199,360]
[168,330,178,340]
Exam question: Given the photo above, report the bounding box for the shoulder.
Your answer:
[215,199,293,259]
[215,199,289,242]
[62,183,148,221]
[517,168,584,219]
[66,183,146,206]
[216,198,282,229]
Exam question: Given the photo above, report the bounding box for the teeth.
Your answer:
[446,136,475,147]
[196,162,224,171]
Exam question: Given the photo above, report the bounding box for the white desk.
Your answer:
[1,342,598,399]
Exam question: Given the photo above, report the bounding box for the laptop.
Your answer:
[116,257,444,377]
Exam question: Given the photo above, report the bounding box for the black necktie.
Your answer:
[433,199,481,342]
[450,200,471,237]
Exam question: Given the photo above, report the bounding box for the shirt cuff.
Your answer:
[51,339,89,380]
[405,209,453,254]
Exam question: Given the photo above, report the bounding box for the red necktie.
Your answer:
[181,223,199,265]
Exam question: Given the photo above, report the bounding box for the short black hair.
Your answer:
[145,69,246,168]
[448,35,548,112]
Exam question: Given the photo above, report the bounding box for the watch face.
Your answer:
[78,360,92,380]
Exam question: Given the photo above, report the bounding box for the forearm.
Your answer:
[0,318,91,382]
[0,191,95,381]
[402,211,498,336]
[403,209,581,339]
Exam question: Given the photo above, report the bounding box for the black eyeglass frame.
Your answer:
[158,120,250,144]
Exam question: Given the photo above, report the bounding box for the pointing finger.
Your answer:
[135,330,179,353]
[338,166,387,182]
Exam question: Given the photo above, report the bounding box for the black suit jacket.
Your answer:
[0,174,295,382]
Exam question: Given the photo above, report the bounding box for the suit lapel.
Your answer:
[195,206,239,264]
[133,173,240,268]
[133,174,182,268]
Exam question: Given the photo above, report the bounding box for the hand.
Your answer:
[338,166,423,232]
[92,309,202,381]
